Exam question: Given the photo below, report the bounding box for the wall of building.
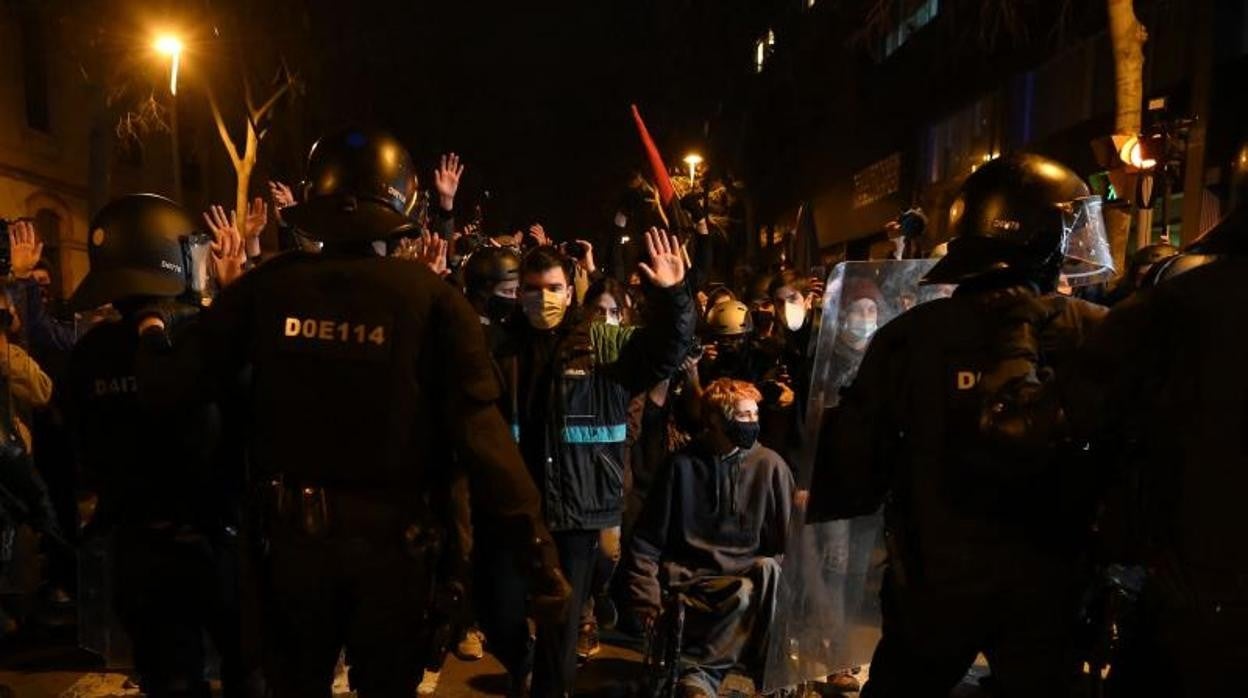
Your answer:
[0,2,93,300]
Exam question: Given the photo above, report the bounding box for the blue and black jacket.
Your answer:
[506,283,696,532]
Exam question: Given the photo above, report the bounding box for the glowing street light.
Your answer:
[1118,135,1157,170]
[154,34,183,95]
[683,153,703,187]
[154,33,184,200]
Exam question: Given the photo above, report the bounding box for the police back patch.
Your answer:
[277,312,394,362]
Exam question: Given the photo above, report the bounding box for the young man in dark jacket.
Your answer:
[506,229,695,697]
[625,378,794,697]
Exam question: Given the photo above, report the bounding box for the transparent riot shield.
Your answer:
[79,533,133,667]
[763,259,951,692]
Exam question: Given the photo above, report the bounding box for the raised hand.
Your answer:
[637,228,686,289]
[269,180,296,223]
[203,205,246,288]
[417,232,448,276]
[528,223,550,247]
[575,239,596,275]
[244,197,269,239]
[433,153,464,210]
[8,220,43,280]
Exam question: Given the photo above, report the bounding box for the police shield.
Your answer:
[762,259,949,692]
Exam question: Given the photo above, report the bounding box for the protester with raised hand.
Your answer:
[495,227,695,697]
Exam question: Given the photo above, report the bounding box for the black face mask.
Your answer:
[485,296,518,324]
[724,420,760,451]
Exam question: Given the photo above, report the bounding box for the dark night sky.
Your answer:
[298,0,757,239]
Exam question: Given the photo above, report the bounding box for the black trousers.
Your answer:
[862,569,1080,698]
[531,529,599,698]
[261,533,432,698]
[112,526,243,698]
[473,522,534,680]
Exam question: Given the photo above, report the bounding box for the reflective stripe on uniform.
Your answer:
[560,424,628,444]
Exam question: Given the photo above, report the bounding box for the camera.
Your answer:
[561,241,588,260]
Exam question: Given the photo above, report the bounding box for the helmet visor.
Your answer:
[183,233,214,299]
[1061,195,1116,286]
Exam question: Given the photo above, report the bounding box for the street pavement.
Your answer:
[0,637,765,697]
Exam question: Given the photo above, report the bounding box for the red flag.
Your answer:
[630,104,676,208]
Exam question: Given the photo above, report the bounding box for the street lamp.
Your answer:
[154,35,183,95]
[683,153,703,188]
[154,34,184,200]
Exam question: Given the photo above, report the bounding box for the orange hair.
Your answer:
[702,378,763,420]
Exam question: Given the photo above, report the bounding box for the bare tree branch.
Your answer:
[207,86,243,167]
[253,75,297,125]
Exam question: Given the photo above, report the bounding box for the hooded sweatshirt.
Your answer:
[626,434,794,613]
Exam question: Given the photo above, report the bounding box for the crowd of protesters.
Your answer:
[0,138,1235,698]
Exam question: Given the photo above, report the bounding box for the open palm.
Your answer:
[638,228,686,289]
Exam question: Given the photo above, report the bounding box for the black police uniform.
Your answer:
[1069,143,1248,696]
[70,316,245,698]
[65,193,247,698]
[809,154,1112,697]
[1071,257,1248,697]
[136,247,552,697]
[812,285,1105,698]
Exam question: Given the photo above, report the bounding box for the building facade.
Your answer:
[733,0,1248,266]
[0,1,94,300]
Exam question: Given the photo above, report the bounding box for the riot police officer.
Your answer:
[133,129,570,697]
[808,154,1113,697]
[1070,141,1248,697]
[67,194,248,697]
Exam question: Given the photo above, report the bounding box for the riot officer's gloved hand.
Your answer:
[523,530,573,626]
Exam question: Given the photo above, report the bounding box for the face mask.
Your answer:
[844,318,877,344]
[604,315,621,327]
[724,420,760,451]
[782,301,807,331]
[485,296,518,324]
[522,289,568,330]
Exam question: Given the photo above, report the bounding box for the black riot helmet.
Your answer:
[70,194,211,311]
[282,128,419,242]
[1126,242,1179,285]
[1142,251,1221,287]
[1131,242,1180,268]
[923,153,1114,289]
[463,246,521,301]
[1187,141,1248,256]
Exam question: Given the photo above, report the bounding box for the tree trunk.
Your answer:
[1107,0,1147,135]
[234,123,259,224]
[1107,0,1148,259]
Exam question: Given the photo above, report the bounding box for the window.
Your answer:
[755,29,776,73]
[883,0,940,58]
[922,94,999,185]
[19,4,51,132]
